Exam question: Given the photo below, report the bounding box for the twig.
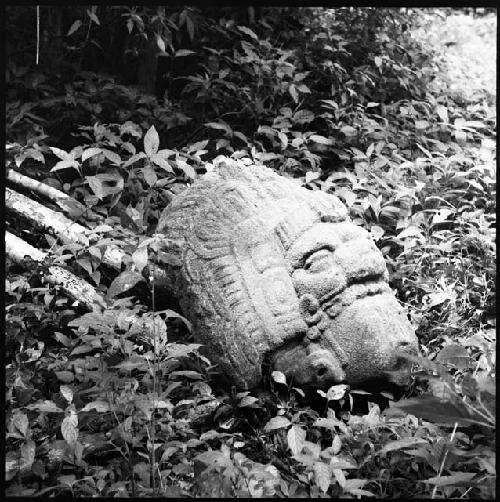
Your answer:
[36,6,40,65]
[431,421,458,499]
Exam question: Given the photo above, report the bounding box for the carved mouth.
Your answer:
[322,280,391,318]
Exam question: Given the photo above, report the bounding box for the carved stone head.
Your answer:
[157,160,418,389]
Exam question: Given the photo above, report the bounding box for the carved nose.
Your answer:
[311,353,346,386]
[395,339,418,355]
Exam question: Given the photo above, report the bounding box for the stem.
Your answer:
[36,6,40,65]
[431,422,458,499]
[151,268,158,495]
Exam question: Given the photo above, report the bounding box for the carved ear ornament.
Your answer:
[299,293,323,327]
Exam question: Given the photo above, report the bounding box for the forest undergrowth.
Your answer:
[5,7,496,497]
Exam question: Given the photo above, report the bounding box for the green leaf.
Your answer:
[271,370,287,385]
[239,396,259,407]
[86,8,100,25]
[132,245,148,273]
[435,344,472,369]
[112,359,148,372]
[142,165,158,186]
[310,134,333,145]
[50,146,73,161]
[156,34,166,53]
[455,130,467,145]
[288,84,298,103]
[340,125,357,137]
[344,478,369,494]
[195,450,232,468]
[61,416,78,445]
[370,225,384,241]
[287,425,306,456]
[205,121,232,135]
[144,125,160,157]
[314,417,342,430]
[324,384,348,401]
[60,385,73,404]
[85,173,124,199]
[81,147,102,162]
[12,413,29,436]
[175,158,196,179]
[415,120,429,130]
[169,370,204,380]
[435,105,448,122]
[107,270,145,299]
[305,171,320,184]
[424,472,476,487]
[55,371,75,383]
[20,440,36,471]
[313,461,331,493]
[150,153,174,172]
[100,149,121,166]
[123,151,147,168]
[66,20,82,36]
[377,437,429,455]
[175,49,196,57]
[186,15,195,41]
[68,310,117,332]
[81,400,111,412]
[397,226,424,239]
[391,396,476,426]
[293,109,314,124]
[277,131,288,149]
[51,160,80,173]
[332,434,342,454]
[264,416,291,431]
[431,208,453,225]
[26,400,64,413]
[237,25,258,40]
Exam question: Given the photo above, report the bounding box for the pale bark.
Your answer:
[7,169,100,221]
[6,187,89,245]
[6,231,107,311]
[6,187,123,270]
[7,169,71,202]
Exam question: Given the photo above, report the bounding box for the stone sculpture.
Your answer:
[157,159,418,390]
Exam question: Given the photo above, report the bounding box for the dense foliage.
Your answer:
[5,6,496,497]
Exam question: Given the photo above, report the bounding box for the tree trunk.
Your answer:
[6,231,106,311]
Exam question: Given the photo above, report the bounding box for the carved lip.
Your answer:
[322,280,391,317]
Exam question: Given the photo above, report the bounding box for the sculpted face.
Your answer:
[273,220,418,388]
[158,161,419,389]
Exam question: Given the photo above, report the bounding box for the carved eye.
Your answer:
[303,247,333,272]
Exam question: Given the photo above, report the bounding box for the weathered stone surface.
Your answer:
[157,159,418,389]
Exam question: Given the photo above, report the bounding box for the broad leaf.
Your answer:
[264,416,291,431]
[86,173,124,199]
[310,134,333,145]
[424,472,477,487]
[391,396,476,426]
[287,425,306,456]
[313,461,331,493]
[271,370,287,385]
[144,125,160,157]
[237,25,258,40]
[377,437,428,455]
[61,417,78,445]
[107,270,145,299]
[175,49,196,57]
[81,400,111,412]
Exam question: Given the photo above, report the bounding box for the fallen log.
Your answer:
[7,169,71,202]
[6,169,100,221]
[6,231,107,312]
[6,187,123,270]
